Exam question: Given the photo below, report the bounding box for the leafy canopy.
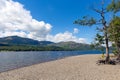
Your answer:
[107,0,120,13]
[108,16,120,42]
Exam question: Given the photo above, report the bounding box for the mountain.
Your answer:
[0,36,53,46]
[50,41,92,50]
[0,36,93,51]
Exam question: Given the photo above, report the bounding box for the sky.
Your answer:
[0,0,111,43]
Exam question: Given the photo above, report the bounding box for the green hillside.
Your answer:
[0,36,94,51]
[0,36,53,46]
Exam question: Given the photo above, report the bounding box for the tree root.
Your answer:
[97,59,116,65]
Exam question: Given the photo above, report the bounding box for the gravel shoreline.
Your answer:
[0,54,120,80]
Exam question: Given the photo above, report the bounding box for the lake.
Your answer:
[0,50,102,73]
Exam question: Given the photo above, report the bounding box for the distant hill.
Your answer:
[0,36,53,46]
[0,36,94,51]
[49,41,92,50]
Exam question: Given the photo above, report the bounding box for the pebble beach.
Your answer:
[0,54,120,80]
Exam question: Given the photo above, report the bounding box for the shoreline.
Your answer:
[0,55,71,73]
[0,54,94,73]
[0,54,120,80]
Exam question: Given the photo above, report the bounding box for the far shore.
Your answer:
[0,54,119,80]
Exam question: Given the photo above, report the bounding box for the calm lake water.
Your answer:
[0,50,102,72]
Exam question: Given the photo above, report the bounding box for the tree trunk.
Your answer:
[105,35,110,63]
[100,7,110,63]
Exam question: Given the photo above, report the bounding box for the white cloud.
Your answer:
[0,0,52,40]
[46,31,86,43]
[73,28,79,34]
[0,0,87,43]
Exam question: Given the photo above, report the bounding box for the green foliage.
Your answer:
[90,33,104,48]
[108,16,120,56]
[107,0,120,58]
[0,45,65,51]
[74,16,96,26]
[95,33,105,44]
[112,49,119,56]
[90,33,105,53]
[107,0,120,13]
[108,16,120,42]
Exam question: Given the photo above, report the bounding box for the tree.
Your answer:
[108,16,120,59]
[107,0,120,60]
[74,2,110,63]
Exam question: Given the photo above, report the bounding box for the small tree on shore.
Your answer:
[74,2,110,63]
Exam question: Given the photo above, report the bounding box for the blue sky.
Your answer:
[0,0,111,43]
[14,0,98,35]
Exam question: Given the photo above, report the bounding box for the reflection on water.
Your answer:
[0,51,102,72]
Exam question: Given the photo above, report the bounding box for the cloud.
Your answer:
[46,31,86,43]
[0,0,87,43]
[73,28,79,34]
[0,0,52,40]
